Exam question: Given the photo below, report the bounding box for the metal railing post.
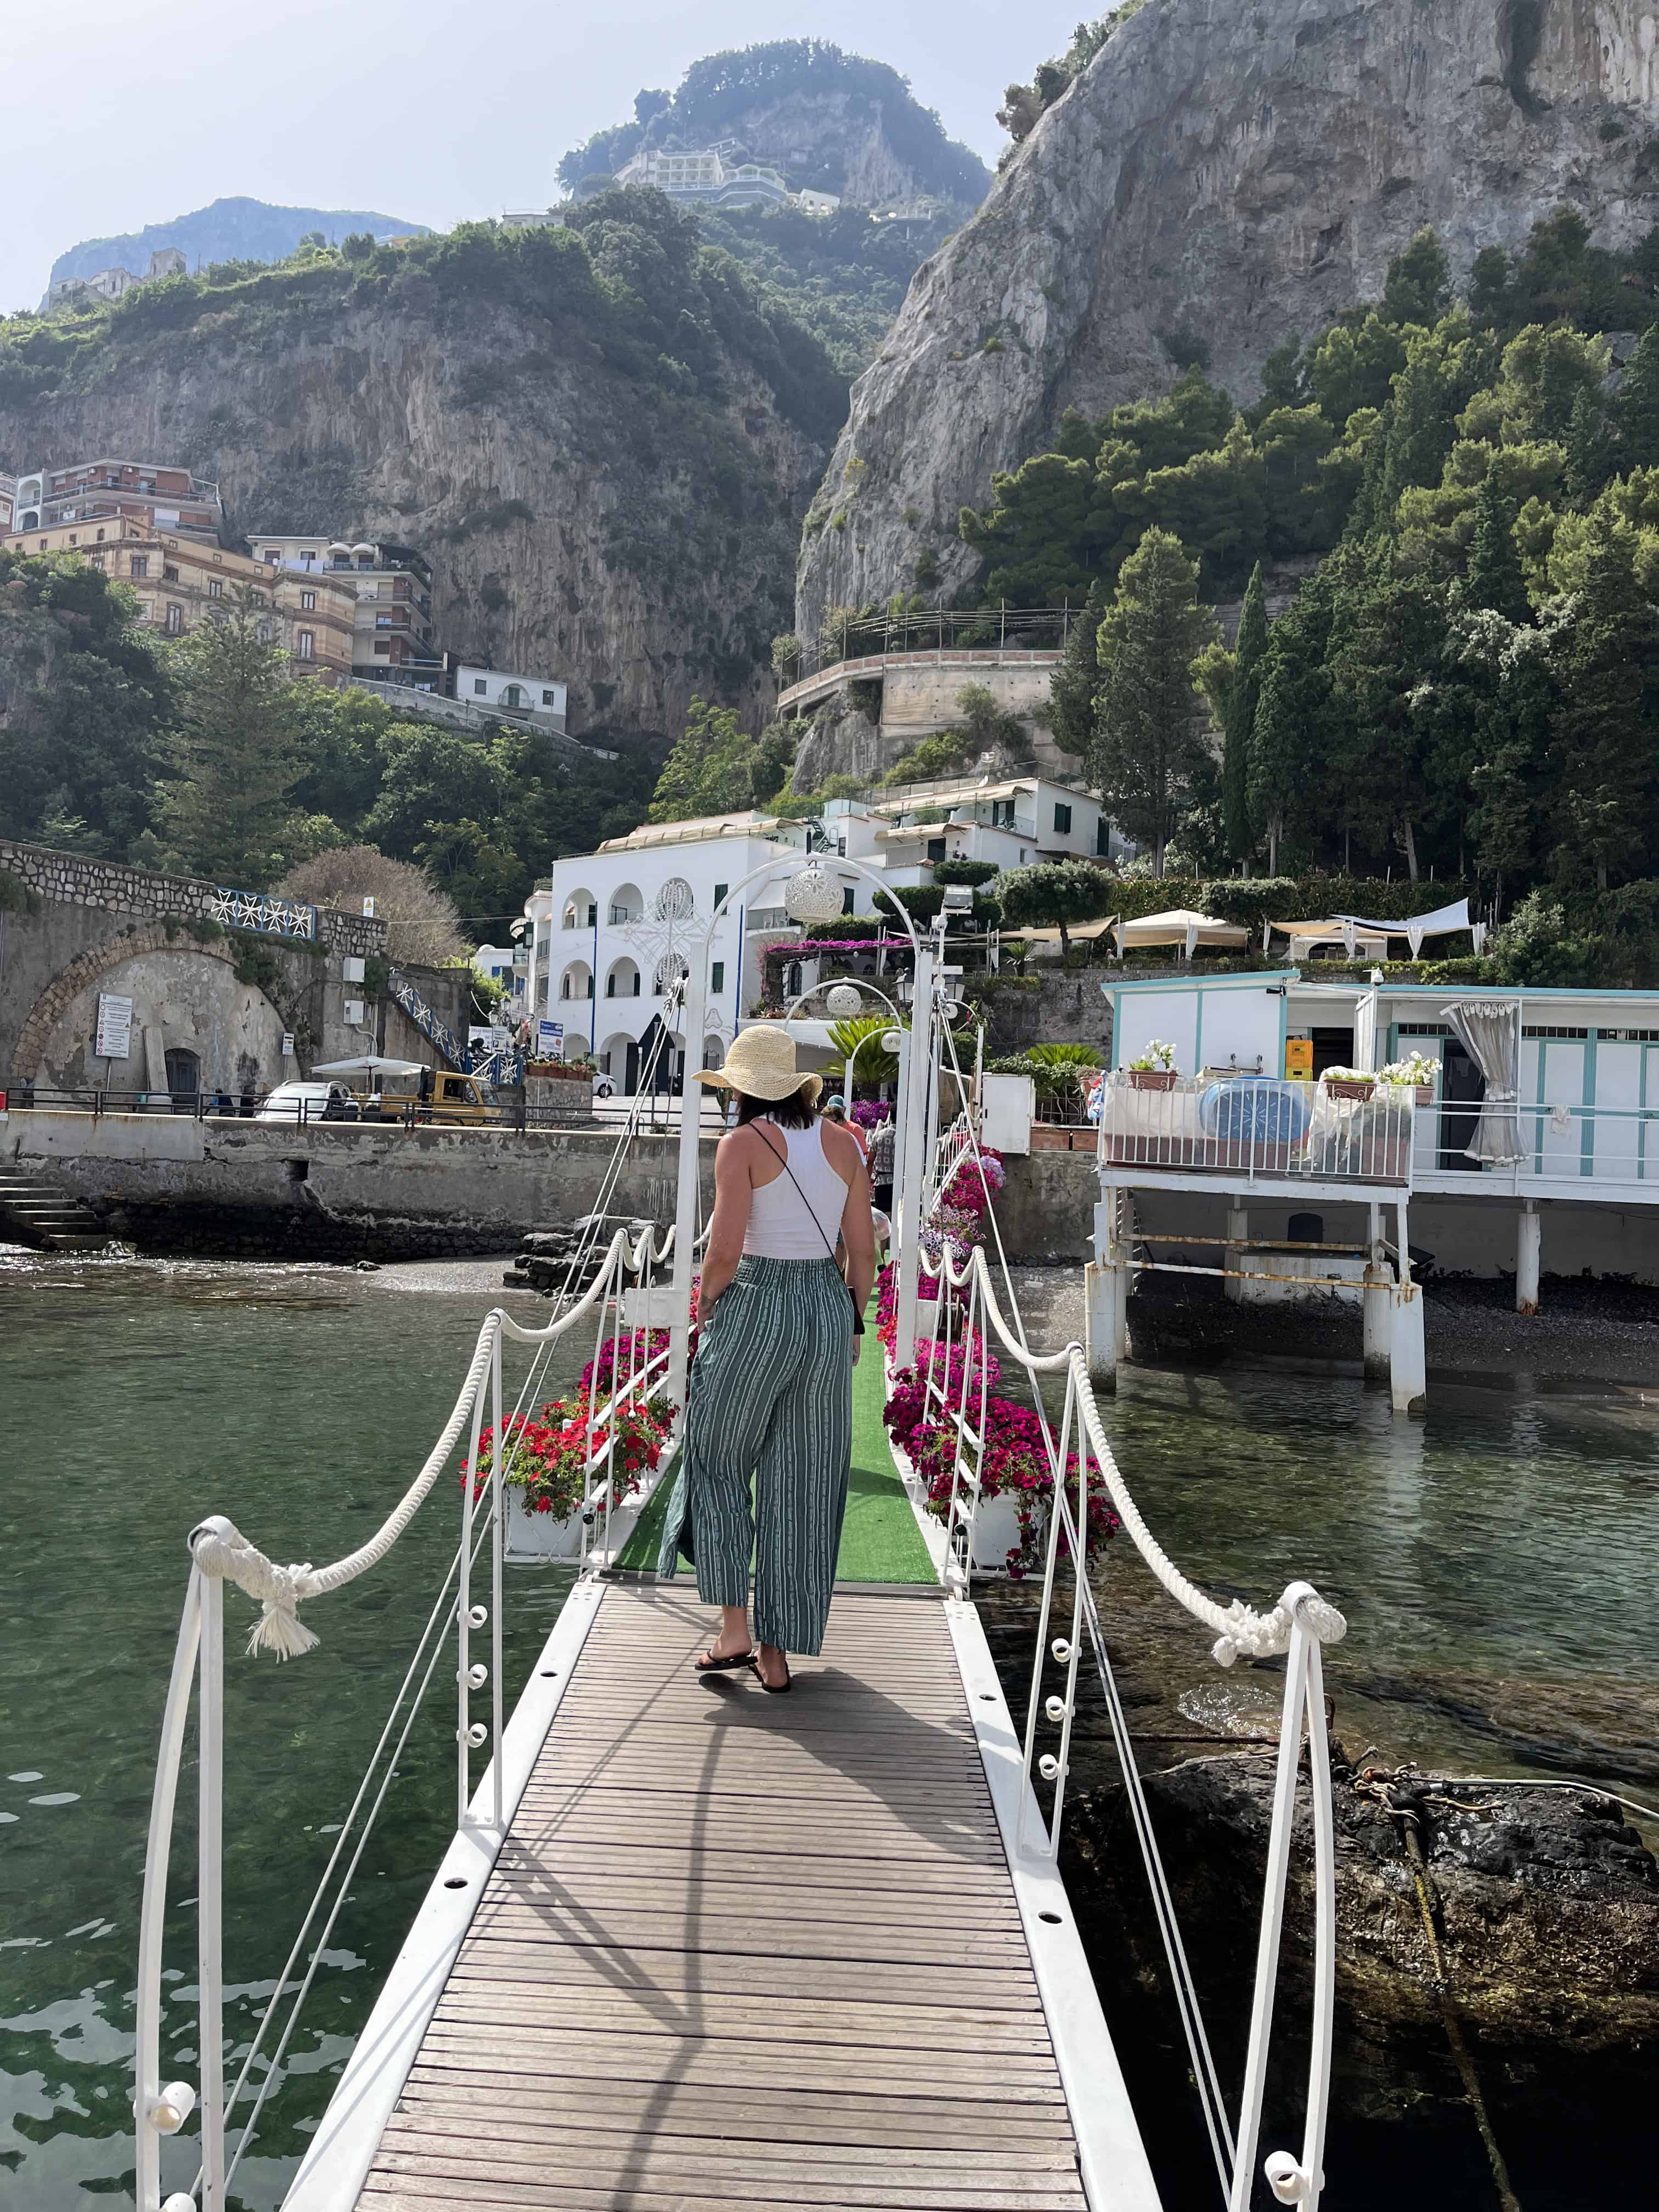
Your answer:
[198,1574,226,2211]
[134,1570,204,2212]
[490,1324,504,1833]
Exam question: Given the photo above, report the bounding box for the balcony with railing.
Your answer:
[1097,1073,1415,1194]
[1412,1096,1659,1199]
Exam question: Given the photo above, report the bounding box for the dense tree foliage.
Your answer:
[648,699,796,822]
[1090,531,1220,875]
[0,553,657,933]
[975,214,1659,966]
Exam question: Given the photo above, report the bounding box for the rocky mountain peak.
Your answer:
[796,0,1659,636]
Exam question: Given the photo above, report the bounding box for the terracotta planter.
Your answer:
[1324,1077,1375,1103]
[1414,1084,1435,1107]
[1128,1069,1178,1092]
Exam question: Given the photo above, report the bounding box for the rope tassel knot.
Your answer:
[189,1518,321,1660]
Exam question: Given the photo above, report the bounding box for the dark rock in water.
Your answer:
[1065,1752,1659,2071]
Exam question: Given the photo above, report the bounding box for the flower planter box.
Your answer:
[968,1492,1025,1574]
[505,1487,587,1560]
[1029,1124,1074,1150]
[1128,1069,1178,1092]
[1323,1077,1376,1103]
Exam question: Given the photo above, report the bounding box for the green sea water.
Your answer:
[4,1249,1658,2209]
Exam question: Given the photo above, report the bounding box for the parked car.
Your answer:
[592,1070,616,1099]
[254,1080,356,1125]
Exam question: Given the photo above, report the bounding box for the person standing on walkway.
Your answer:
[657,1026,876,1692]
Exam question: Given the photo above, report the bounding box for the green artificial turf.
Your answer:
[613,1337,936,1585]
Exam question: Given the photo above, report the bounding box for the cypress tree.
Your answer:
[1048,581,1105,756]
[1617,324,1659,469]
[1565,388,1618,505]
[1551,513,1659,891]
[1223,562,1267,861]
[1090,528,1220,876]
[1464,473,1530,625]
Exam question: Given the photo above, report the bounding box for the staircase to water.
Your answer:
[0,1167,110,1252]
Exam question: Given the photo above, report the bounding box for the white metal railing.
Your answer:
[1099,1073,1414,1185]
[921,1233,1344,2211]
[132,1221,676,2212]
[1415,1095,1659,1188]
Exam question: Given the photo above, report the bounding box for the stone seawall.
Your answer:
[4,1114,717,1262]
[1,1108,1104,1265]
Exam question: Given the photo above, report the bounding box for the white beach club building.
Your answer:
[522,814,815,1091]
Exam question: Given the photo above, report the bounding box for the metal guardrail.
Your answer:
[1098,1073,1415,1184]
[1417,1096,1659,1186]
[211,888,318,941]
[388,968,465,1068]
[783,603,1080,687]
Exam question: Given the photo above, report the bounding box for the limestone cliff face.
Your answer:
[798,0,1659,635]
[0,294,826,745]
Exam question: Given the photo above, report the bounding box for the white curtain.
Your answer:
[1443,1000,1525,1164]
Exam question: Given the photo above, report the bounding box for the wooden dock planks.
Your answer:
[356,1583,1089,2211]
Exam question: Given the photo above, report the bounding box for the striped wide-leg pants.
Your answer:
[657,1255,852,1655]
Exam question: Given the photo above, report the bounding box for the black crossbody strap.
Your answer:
[753,1121,865,1334]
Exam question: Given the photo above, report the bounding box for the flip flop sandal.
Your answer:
[748,1654,792,1694]
[694,1647,754,1673]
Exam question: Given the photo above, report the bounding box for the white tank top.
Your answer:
[743,1119,849,1259]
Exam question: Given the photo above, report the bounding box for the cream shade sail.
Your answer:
[1113,909,1249,957]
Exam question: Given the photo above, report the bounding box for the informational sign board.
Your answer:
[538,1020,565,1055]
[95,992,133,1060]
[281,1031,296,1058]
[362,896,376,917]
[1284,1036,1314,1079]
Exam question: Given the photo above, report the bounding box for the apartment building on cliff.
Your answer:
[9,457,222,542]
[246,534,438,682]
[46,246,188,312]
[9,516,355,681]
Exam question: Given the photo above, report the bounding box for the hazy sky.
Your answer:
[5,0,1081,312]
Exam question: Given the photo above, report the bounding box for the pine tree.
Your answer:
[1617,324,1659,469]
[1463,473,1530,625]
[1223,562,1267,861]
[159,588,306,883]
[1088,528,1220,876]
[1380,227,1452,327]
[1550,513,1659,890]
[1565,388,1618,505]
[1048,582,1105,755]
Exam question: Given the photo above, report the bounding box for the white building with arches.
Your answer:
[523,814,808,1093]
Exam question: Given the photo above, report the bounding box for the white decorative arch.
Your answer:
[562,888,596,930]
[653,951,690,998]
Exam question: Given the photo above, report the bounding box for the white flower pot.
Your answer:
[968,1491,1027,1575]
[505,1487,586,1560]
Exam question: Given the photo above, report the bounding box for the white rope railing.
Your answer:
[133,1216,678,2212]
[910,984,1343,2212]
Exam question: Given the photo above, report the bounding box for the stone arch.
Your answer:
[13,924,258,1081]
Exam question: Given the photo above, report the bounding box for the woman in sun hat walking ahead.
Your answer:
[657,1024,876,1693]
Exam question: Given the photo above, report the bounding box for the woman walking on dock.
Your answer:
[657,1026,876,1692]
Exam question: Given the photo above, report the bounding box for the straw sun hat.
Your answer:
[696,1024,822,1104]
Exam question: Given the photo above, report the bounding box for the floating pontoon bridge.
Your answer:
[136,853,1347,2212]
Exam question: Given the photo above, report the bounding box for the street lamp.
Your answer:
[667,851,936,1403]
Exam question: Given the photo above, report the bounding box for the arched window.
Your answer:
[562,888,597,930]
[607,882,644,926]
[503,683,524,709]
[605,958,641,1000]
[559,962,593,1002]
